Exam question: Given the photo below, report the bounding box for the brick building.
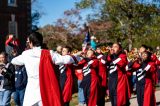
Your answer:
[0,0,31,52]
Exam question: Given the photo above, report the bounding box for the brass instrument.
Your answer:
[71,49,79,55]
[100,46,110,55]
[128,51,141,62]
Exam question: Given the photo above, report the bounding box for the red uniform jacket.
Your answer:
[77,57,99,106]
[107,53,131,106]
[131,61,156,106]
[151,54,160,85]
[97,54,107,88]
[60,55,78,103]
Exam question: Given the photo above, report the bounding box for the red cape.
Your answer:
[39,50,62,106]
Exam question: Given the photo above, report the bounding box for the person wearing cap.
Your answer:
[90,36,97,50]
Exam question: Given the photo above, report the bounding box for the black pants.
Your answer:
[97,87,106,106]
[136,82,145,106]
[60,71,67,91]
[108,74,118,106]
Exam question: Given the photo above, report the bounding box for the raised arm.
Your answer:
[11,52,25,66]
[51,50,82,65]
[51,52,73,65]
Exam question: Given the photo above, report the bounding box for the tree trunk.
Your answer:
[128,37,132,51]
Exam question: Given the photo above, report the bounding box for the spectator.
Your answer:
[5,34,20,62]
[14,66,27,106]
[0,68,4,105]
[0,52,15,106]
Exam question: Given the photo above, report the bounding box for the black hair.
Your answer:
[143,51,152,61]
[63,46,72,53]
[141,45,148,50]
[148,46,153,52]
[107,42,113,47]
[28,32,43,47]
[42,43,48,49]
[0,52,8,57]
[113,42,122,49]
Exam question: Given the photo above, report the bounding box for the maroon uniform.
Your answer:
[97,54,107,106]
[107,53,131,106]
[59,55,78,105]
[130,60,156,106]
[151,54,160,85]
[77,57,99,106]
[97,54,107,88]
[59,64,73,104]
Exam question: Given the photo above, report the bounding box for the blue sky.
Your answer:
[36,0,159,26]
[37,0,85,26]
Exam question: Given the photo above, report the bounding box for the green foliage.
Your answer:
[75,0,160,50]
[38,25,84,50]
[75,0,104,9]
[38,0,160,51]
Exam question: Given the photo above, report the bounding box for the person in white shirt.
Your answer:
[11,32,75,106]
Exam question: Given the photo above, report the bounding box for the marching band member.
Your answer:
[76,49,99,106]
[107,43,130,106]
[96,47,107,106]
[128,51,156,106]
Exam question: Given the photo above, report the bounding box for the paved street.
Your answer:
[105,90,160,106]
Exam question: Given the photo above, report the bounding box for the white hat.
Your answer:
[91,36,96,40]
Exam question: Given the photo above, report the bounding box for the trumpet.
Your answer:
[71,49,79,55]
[128,51,141,62]
[100,46,110,54]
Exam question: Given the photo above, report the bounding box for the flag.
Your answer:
[82,31,91,52]
[82,43,88,52]
[83,31,90,45]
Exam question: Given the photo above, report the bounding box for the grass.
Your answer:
[11,93,79,106]
[70,93,78,106]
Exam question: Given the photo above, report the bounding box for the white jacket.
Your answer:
[11,47,74,106]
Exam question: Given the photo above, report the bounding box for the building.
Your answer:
[0,0,31,52]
